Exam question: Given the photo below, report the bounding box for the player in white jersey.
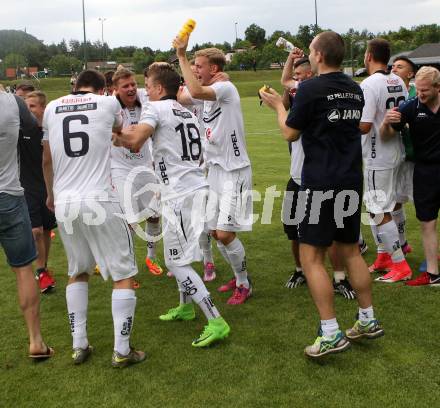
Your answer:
[115,63,230,347]
[360,39,412,283]
[174,38,253,305]
[179,60,217,282]
[110,68,162,276]
[42,70,146,367]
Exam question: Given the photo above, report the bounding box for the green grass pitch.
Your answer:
[1,71,439,407]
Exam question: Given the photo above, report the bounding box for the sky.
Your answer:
[2,0,440,50]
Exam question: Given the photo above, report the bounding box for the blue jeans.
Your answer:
[0,193,37,267]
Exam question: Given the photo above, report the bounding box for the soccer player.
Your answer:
[104,70,115,96]
[115,63,230,347]
[261,31,383,358]
[42,70,145,367]
[19,91,57,292]
[280,52,310,288]
[392,57,417,98]
[381,66,440,286]
[0,89,53,359]
[390,56,418,251]
[360,39,412,282]
[110,67,162,276]
[180,59,216,282]
[16,86,57,292]
[15,83,35,98]
[174,38,253,305]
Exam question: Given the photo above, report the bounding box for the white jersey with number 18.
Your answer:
[43,92,122,204]
[139,98,208,201]
[203,81,250,171]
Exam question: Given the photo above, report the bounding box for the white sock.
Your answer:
[216,241,230,265]
[333,271,346,283]
[320,318,339,337]
[377,221,405,263]
[177,280,192,305]
[225,238,249,288]
[199,233,214,264]
[172,265,220,320]
[146,221,161,259]
[370,223,386,253]
[391,208,407,247]
[197,296,220,320]
[112,289,136,356]
[66,282,89,350]
[358,305,374,323]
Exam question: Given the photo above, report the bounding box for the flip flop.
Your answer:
[29,345,54,360]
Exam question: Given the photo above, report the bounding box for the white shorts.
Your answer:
[56,201,138,281]
[363,168,398,214]
[396,161,414,203]
[162,188,207,268]
[112,171,160,224]
[206,165,253,232]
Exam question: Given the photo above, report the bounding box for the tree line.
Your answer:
[0,23,439,77]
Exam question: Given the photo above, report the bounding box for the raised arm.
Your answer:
[281,48,304,90]
[173,36,216,101]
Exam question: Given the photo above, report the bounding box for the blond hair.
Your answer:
[194,48,226,71]
[112,67,136,86]
[25,90,47,106]
[415,66,440,86]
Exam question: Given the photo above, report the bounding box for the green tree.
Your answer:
[229,49,258,70]
[132,49,153,73]
[268,30,295,44]
[259,43,287,69]
[48,54,81,75]
[245,24,266,48]
[154,52,169,62]
[4,53,27,69]
[296,25,315,49]
[413,24,440,46]
[233,39,252,49]
[23,43,49,68]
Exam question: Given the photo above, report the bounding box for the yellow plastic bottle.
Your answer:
[178,19,196,39]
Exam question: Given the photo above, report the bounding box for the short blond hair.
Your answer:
[25,90,47,106]
[112,67,135,86]
[194,48,226,71]
[415,66,440,86]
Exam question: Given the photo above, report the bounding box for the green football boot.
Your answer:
[192,317,230,348]
[159,303,196,321]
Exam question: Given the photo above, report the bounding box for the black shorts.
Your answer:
[413,163,440,222]
[282,178,301,241]
[298,186,362,247]
[24,189,57,230]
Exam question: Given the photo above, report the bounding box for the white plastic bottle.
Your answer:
[276,37,295,52]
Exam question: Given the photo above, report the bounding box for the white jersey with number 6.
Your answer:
[43,92,122,204]
[203,81,250,171]
[360,72,408,170]
[139,98,208,201]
